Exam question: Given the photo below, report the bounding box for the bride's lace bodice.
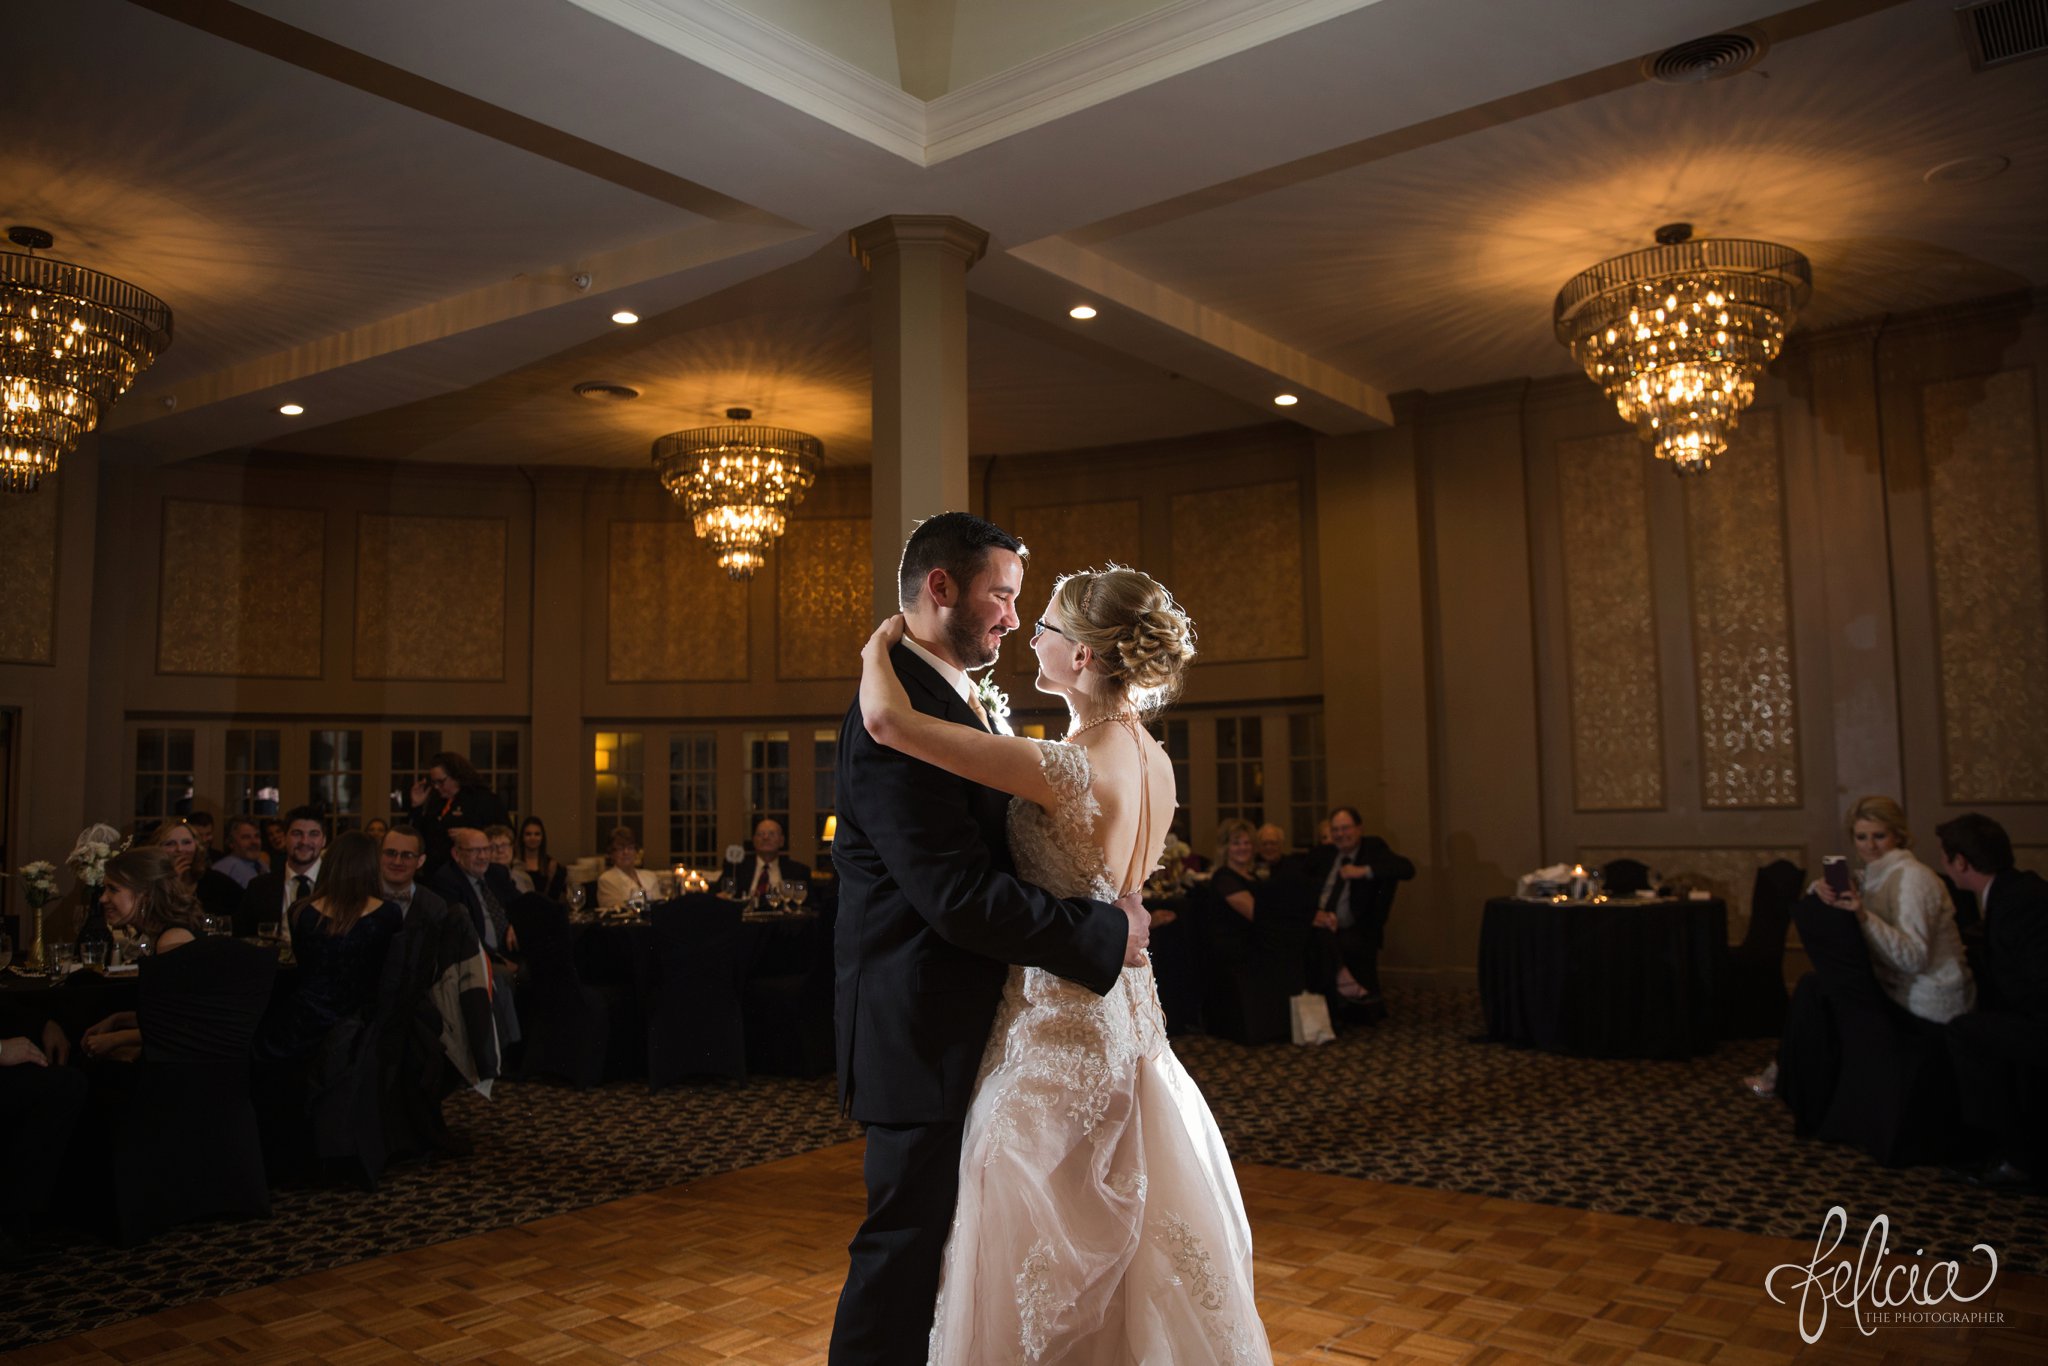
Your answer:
[975,739,1168,1154]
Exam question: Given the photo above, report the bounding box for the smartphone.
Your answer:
[1822,855,1851,895]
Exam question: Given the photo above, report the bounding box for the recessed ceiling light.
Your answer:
[278,403,304,416]
[1273,393,1299,407]
[1069,304,1098,320]
[611,310,640,325]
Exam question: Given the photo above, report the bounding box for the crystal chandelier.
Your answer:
[2,226,173,493]
[1554,225,1809,475]
[652,409,821,579]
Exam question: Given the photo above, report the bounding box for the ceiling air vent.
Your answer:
[1644,30,1765,84]
[1957,0,2048,69]
[573,382,640,402]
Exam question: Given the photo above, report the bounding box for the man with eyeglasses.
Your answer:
[428,827,521,1048]
[378,824,446,922]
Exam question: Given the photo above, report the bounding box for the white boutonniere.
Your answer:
[971,673,1011,734]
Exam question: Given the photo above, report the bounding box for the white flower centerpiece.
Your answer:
[5,860,59,971]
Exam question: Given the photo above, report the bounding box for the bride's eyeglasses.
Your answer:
[1033,618,1071,640]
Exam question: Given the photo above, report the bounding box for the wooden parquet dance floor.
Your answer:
[16,1142,2043,1364]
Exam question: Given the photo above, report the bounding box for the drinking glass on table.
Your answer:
[627,886,649,916]
[51,943,78,976]
[786,877,809,912]
[566,884,586,915]
[78,940,106,971]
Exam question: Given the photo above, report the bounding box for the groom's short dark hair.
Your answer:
[898,512,1027,610]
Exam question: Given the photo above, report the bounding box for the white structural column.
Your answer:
[849,215,989,620]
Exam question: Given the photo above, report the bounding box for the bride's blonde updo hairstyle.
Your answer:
[1049,566,1196,713]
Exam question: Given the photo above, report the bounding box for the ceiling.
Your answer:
[7,0,2044,475]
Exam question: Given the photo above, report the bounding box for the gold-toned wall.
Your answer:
[355,514,507,680]
[157,499,324,678]
[0,477,59,665]
[1169,481,1308,664]
[1555,432,1663,811]
[777,517,873,681]
[605,520,750,683]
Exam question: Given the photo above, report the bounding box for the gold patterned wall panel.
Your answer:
[606,521,749,682]
[1580,846,1805,944]
[354,514,505,680]
[1924,368,2048,802]
[1684,412,1800,808]
[1556,434,1663,810]
[1168,483,1306,663]
[0,477,59,663]
[156,500,324,677]
[778,518,872,680]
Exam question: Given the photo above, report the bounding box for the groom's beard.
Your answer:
[945,615,1003,671]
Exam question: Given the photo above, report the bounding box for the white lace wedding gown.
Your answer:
[928,737,1271,1364]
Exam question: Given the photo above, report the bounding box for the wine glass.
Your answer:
[567,884,587,916]
[719,873,739,901]
[786,878,809,913]
[627,885,649,917]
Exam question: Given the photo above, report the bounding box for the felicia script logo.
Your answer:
[1765,1206,2000,1343]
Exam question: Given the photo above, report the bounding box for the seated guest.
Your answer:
[211,815,269,887]
[363,816,390,844]
[255,832,400,1063]
[1302,805,1416,1021]
[1764,796,1974,1113]
[1254,823,1292,879]
[722,817,806,901]
[376,823,443,923]
[184,810,220,863]
[485,824,531,896]
[600,826,664,908]
[0,998,84,1262]
[1936,813,2048,1189]
[80,847,208,1063]
[1212,819,1260,923]
[237,807,326,939]
[428,828,521,1047]
[407,752,509,876]
[516,816,569,902]
[262,818,289,865]
[148,819,207,900]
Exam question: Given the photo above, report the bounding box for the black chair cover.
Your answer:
[742,904,838,1077]
[1600,858,1654,897]
[1196,878,1311,1044]
[1721,859,1804,1037]
[117,936,277,1244]
[507,894,611,1089]
[1779,895,1962,1166]
[645,896,747,1087]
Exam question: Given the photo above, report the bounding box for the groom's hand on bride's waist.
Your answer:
[1117,890,1151,967]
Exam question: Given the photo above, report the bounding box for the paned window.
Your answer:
[133,728,195,836]
[593,731,644,848]
[745,729,792,840]
[225,728,281,816]
[1288,711,1327,851]
[389,729,444,815]
[468,729,521,817]
[1215,715,1264,828]
[812,728,838,844]
[667,732,719,869]
[309,729,364,834]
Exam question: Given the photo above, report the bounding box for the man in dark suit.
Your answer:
[723,816,809,900]
[1301,805,1415,1022]
[1937,814,2048,1189]
[235,805,326,938]
[428,826,521,1049]
[828,512,1145,1366]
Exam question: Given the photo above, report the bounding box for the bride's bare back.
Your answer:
[1070,720,1177,897]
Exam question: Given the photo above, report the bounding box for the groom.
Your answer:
[829,512,1147,1364]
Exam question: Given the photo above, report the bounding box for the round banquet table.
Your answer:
[1477,896,1725,1058]
[0,966,142,1040]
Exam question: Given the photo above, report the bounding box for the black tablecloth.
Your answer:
[572,910,825,998]
[1478,897,1725,1058]
[0,968,141,1040]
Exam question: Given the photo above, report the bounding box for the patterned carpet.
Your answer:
[5,980,2039,1349]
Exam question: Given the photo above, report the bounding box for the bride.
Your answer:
[859,565,1272,1365]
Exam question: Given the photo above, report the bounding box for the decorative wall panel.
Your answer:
[1169,483,1305,663]
[1685,412,1800,808]
[1925,369,2048,802]
[1556,434,1663,810]
[1579,845,1805,944]
[0,477,58,664]
[606,521,749,682]
[354,514,505,680]
[778,518,872,680]
[1000,499,1144,679]
[157,500,323,677]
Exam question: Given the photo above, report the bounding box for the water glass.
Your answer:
[787,879,809,911]
[258,920,281,946]
[78,940,106,971]
[51,943,78,976]
[566,885,586,913]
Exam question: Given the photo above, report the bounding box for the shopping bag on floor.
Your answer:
[1290,992,1335,1045]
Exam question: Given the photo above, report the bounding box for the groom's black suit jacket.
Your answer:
[833,643,1126,1125]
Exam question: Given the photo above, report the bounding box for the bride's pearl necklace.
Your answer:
[1068,711,1138,739]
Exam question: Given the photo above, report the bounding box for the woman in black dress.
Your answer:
[517,815,569,901]
[255,831,400,1063]
[79,847,210,1062]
